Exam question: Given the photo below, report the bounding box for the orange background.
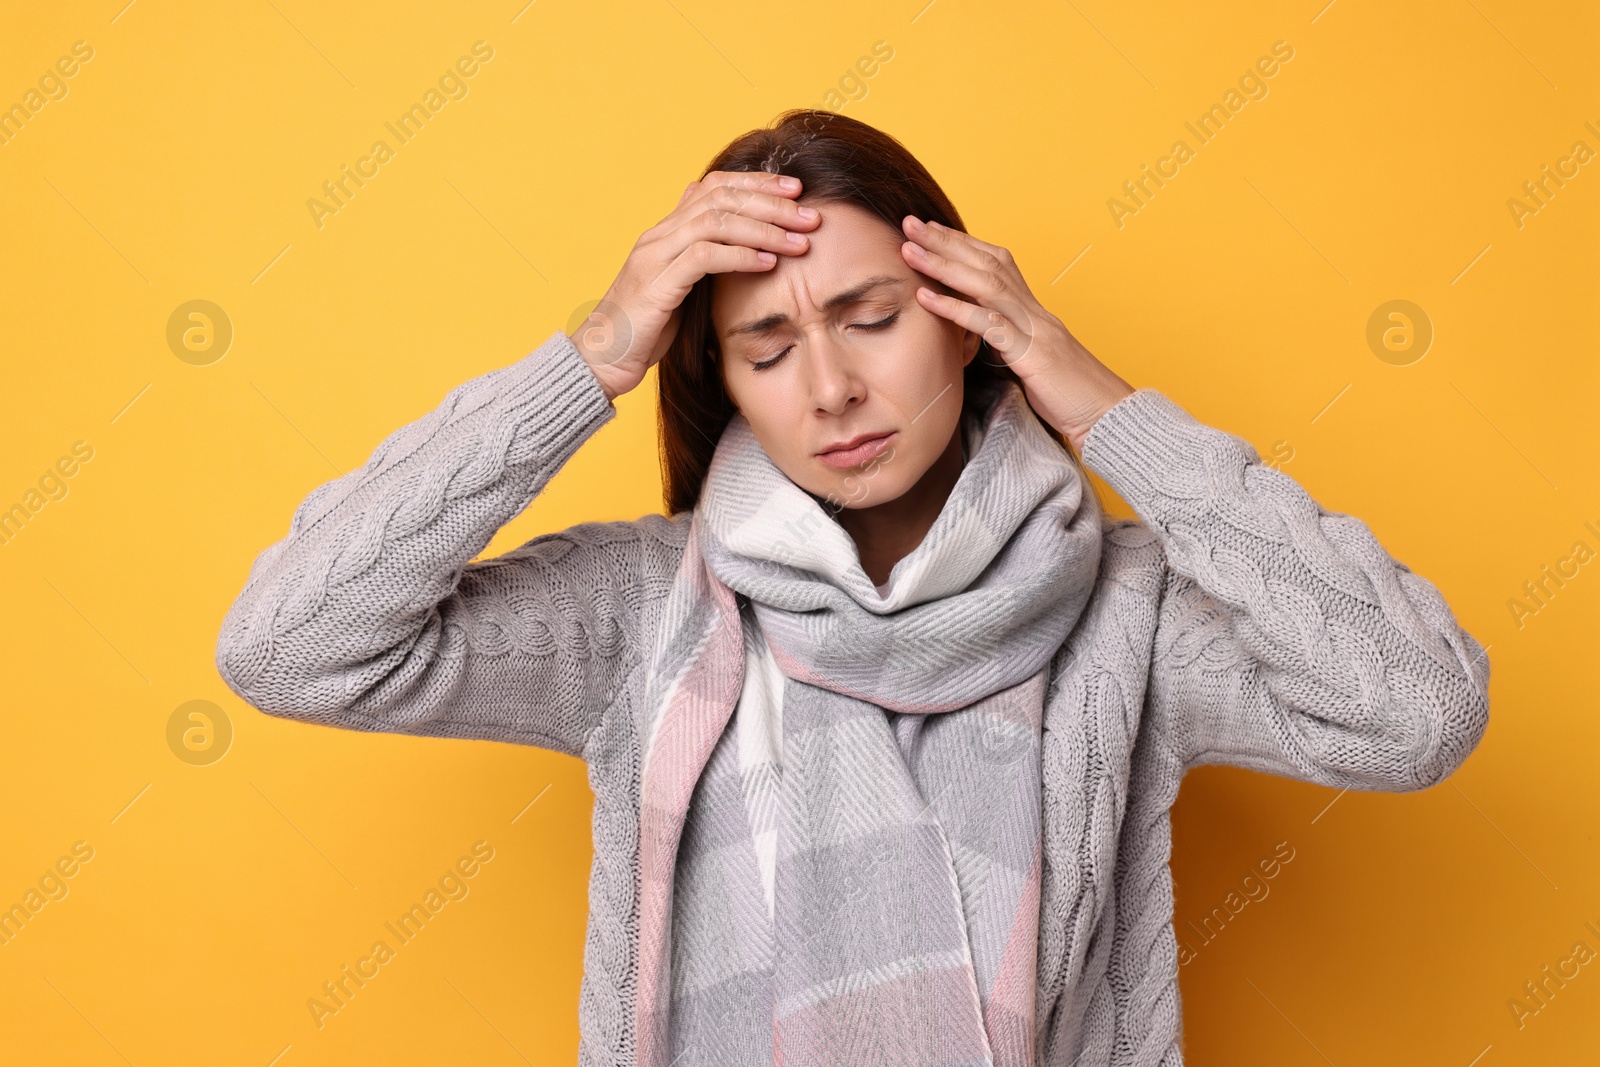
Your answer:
[1,1,1595,1063]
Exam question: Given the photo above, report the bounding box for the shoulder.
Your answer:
[1093,516,1167,596]
[1052,516,1168,680]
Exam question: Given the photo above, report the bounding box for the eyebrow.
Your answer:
[722,275,907,339]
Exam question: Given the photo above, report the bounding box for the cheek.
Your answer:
[722,364,783,429]
[878,318,966,408]
[731,386,808,469]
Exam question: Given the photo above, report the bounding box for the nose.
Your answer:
[806,330,864,417]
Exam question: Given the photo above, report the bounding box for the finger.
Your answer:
[714,167,803,195]
[653,181,820,272]
[651,240,778,295]
[681,169,803,216]
[909,216,1012,261]
[679,200,816,262]
[900,237,1010,304]
[914,285,1032,362]
[650,171,801,244]
[948,225,1016,267]
[672,184,819,250]
[906,220,1036,304]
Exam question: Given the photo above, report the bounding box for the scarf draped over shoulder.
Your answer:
[635,377,1104,1067]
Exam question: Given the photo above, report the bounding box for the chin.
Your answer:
[812,466,918,511]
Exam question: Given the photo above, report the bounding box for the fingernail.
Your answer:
[757,251,777,264]
[906,216,926,233]
[905,241,927,257]
[797,205,819,220]
[778,175,801,191]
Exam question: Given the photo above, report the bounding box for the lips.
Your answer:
[816,431,896,470]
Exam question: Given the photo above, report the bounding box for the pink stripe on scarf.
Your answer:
[636,533,746,1067]
[985,840,1043,1067]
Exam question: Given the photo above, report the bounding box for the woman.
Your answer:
[215,109,1491,1066]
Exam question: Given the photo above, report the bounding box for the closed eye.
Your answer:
[750,311,902,371]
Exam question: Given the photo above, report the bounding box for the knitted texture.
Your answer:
[215,329,1491,1066]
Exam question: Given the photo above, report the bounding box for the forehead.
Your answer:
[710,200,909,331]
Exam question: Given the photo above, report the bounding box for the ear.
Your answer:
[960,327,981,368]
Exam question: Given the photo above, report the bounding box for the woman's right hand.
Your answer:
[569,169,822,401]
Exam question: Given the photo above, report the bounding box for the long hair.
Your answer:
[658,107,1089,516]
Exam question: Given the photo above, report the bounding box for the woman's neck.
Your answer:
[833,420,967,588]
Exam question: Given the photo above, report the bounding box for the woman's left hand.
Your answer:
[899,215,1135,455]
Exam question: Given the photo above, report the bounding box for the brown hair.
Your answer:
[657,107,1079,516]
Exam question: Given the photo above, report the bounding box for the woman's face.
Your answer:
[712,199,979,510]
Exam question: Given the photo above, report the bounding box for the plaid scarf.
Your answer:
[635,379,1104,1066]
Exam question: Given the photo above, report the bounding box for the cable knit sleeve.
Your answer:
[1079,388,1491,791]
[214,328,682,761]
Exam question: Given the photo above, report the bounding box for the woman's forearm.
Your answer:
[214,329,622,751]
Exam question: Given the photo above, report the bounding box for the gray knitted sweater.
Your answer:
[215,329,1491,1065]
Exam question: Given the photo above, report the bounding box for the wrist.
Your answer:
[1038,344,1133,452]
[1064,382,1136,455]
[1056,379,1132,454]
[570,333,632,402]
